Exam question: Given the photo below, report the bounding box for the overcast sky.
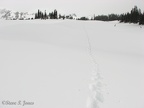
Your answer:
[0,0,144,16]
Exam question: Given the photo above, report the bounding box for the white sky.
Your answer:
[0,0,144,16]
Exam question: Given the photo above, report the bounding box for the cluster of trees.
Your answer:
[92,6,144,25]
[78,14,119,21]
[35,9,58,19]
[139,13,144,25]
[78,17,89,20]
[59,14,77,20]
[49,9,58,19]
[34,6,144,25]
[120,6,144,25]
[66,14,77,19]
[58,14,65,19]
[77,6,144,25]
[35,9,77,20]
[94,14,120,21]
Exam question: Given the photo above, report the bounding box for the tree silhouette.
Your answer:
[54,9,58,19]
[139,12,144,25]
[120,6,143,24]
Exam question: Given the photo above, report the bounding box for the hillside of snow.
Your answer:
[0,20,144,108]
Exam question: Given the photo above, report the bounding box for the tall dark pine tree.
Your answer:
[35,13,38,19]
[119,6,143,24]
[54,9,58,19]
[44,10,47,19]
[130,6,139,23]
[41,12,44,19]
[38,9,40,19]
[51,12,54,19]
[49,12,53,19]
[139,12,144,25]
[49,13,51,19]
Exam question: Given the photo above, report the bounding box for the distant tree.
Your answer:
[120,6,142,24]
[69,15,73,19]
[35,9,48,19]
[39,11,42,19]
[108,14,119,21]
[2,10,11,20]
[66,14,73,19]
[54,9,58,19]
[62,15,65,20]
[94,14,119,21]
[35,9,42,19]
[78,17,89,20]
[130,6,140,23]
[38,9,40,19]
[15,12,19,19]
[49,13,51,19]
[44,10,47,19]
[59,14,62,19]
[66,15,69,19]
[49,12,54,19]
[139,12,144,25]
[35,13,38,19]
[20,12,24,20]
[94,15,108,21]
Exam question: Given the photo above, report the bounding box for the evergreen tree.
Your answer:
[38,9,40,19]
[49,12,51,19]
[108,14,119,21]
[139,12,144,25]
[41,12,44,19]
[130,6,139,23]
[15,12,19,19]
[35,13,38,19]
[49,11,55,19]
[78,17,89,20]
[94,15,108,21]
[59,14,61,19]
[44,10,47,19]
[119,6,143,24]
[54,9,58,19]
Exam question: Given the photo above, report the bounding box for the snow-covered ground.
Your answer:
[0,19,144,108]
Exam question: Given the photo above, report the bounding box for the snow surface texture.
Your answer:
[0,20,144,108]
[83,23,104,108]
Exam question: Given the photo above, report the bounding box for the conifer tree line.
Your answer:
[35,9,74,20]
[92,6,144,25]
[34,6,144,25]
[78,6,144,25]
[35,9,58,19]
[93,14,120,21]
[120,6,144,25]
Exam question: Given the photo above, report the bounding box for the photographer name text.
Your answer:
[2,100,34,106]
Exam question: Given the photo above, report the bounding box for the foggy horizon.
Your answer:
[0,0,144,16]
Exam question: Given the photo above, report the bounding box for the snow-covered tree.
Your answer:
[15,12,19,19]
